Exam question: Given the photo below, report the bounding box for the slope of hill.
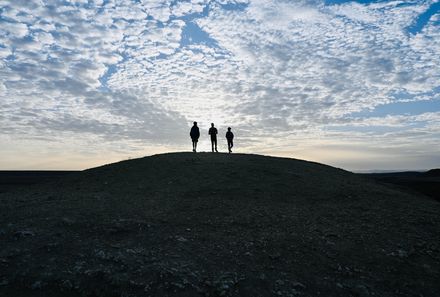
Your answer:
[0,171,77,194]
[0,153,439,296]
[364,169,440,200]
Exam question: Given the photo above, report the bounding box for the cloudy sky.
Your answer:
[0,0,439,171]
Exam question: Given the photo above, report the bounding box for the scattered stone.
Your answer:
[95,250,106,259]
[14,230,35,238]
[353,284,370,297]
[326,240,336,246]
[275,279,285,286]
[31,281,43,290]
[0,258,9,264]
[292,281,306,290]
[269,252,281,260]
[389,249,408,258]
[62,217,75,225]
[176,236,188,242]
[61,279,73,289]
[0,279,9,286]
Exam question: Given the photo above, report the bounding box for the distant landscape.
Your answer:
[1,153,439,296]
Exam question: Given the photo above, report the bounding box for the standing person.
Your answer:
[226,127,234,153]
[190,122,200,152]
[208,123,218,152]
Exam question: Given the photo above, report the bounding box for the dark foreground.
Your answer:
[0,171,77,194]
[0,153,439,297]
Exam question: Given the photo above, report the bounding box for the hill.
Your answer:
[0,153,439,296]
[364,169,440,200]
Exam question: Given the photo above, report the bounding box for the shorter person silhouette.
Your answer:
[208,123,218,152]
[190,122,200,152]
[226,127,234,153]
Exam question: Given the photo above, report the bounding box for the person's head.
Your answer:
[193,121,197,126]
[228,127,231,131]
[211,123,214,127]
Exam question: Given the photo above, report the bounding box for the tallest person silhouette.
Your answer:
[190,122,200,152]
[208,123,218,152]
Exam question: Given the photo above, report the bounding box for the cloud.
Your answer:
[0,0,439,170]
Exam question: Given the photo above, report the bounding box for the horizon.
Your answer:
[1,0,439,171]
[0,151,435,174]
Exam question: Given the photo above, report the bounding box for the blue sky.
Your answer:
[0,0,439,171]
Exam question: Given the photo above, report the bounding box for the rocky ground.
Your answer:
[0,153,439,296]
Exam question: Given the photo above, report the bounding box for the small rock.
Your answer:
[14,230,35,238]
[0,258,9,264]
[0,279,9,286]
[389,249,408,258]
[354,284,370,297]
[95,250,107,259]
[326,240,336,246]
[275,279,285,286]
[292,281,306,289]
[31,281,43,290]
[269,252,281,259]
[61,279,73,289]
[176,236,188,242]
[62,217,75,225]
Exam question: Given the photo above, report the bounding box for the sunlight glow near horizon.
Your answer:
[0,0,439,171]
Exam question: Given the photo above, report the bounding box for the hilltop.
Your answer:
[0,153,439,296]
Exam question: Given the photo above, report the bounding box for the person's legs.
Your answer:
[211,139,214,152]
[214,138,218,152]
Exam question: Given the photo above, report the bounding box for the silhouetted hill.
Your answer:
[0,153,439,296]
[0,171,77,193]
[364,169,440,200]
[423,168,440,177]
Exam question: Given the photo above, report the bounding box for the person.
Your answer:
[226,127,234,153]
[190,122,200,152]
[208,123,218,152]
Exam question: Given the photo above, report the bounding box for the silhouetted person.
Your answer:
[208,123,218,152]
[226,127,234,153]
[190,122,200,152]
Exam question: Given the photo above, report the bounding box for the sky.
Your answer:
[0,0,439,171]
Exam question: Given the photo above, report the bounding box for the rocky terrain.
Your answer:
[0,153,439,296]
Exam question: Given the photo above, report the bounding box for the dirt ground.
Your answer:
[1,153,439,296]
